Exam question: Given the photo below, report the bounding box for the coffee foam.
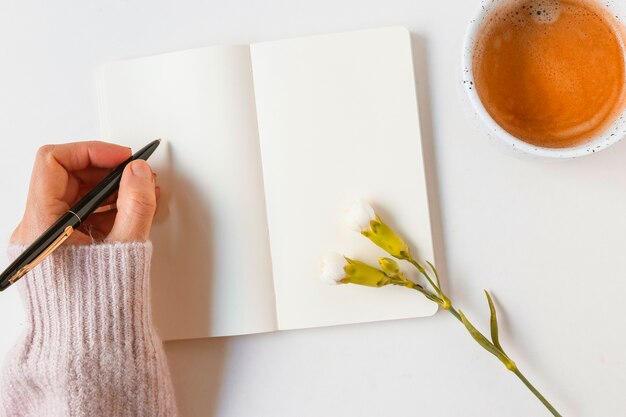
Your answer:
[474,0,625,57]
[501,0,562,25]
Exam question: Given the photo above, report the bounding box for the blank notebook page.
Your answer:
[250,26,438,330]
[99,46,278,339]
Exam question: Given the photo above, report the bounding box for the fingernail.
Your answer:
[131,160,152,178]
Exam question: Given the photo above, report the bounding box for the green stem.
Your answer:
[512,368,562,417]
[402,282,442,304]
[407,258,441,296]
[403,257,560,414]
[443,307,561,416]
[446,304,462,322]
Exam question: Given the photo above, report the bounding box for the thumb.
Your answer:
[107,160,157,242]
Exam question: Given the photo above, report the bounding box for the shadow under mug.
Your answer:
[461,0,626,158]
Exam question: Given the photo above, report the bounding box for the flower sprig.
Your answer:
[321,200,562,417]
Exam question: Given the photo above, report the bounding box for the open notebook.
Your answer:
[97,26,437,341]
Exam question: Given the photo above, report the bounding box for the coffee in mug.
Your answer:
[466,0,626,153]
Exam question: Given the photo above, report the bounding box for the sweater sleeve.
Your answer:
[0,242,178,417]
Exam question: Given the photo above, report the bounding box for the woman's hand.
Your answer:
[11,141,159,245]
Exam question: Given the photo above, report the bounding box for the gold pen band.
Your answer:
[93,203,117,214]
[8,225,75,285]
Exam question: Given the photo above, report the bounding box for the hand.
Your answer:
[11,141,159,245]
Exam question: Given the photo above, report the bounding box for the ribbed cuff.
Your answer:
[9,242,153,345]
[2,242,178,417]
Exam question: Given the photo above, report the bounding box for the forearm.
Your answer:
[0,242,177,417]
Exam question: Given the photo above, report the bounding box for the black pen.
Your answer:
[0,139,161,292]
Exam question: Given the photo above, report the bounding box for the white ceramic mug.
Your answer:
[461,0,626,158]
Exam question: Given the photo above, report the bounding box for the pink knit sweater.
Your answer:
[0,242,178,417]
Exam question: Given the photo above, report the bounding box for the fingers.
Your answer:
[37,141,131,172]
[15,141,134,244]
[29,142,131,206]
[107,160,157,242]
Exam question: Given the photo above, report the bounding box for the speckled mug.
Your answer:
[461,0,626,158]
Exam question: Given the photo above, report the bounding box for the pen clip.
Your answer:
[8,225,75,285]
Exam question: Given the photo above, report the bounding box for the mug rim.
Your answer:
[461,0,626,158]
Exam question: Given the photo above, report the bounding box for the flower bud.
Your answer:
[319,253,390,288]
[344,200,410,259]
[343,258,391,287]
[378,257,400,276]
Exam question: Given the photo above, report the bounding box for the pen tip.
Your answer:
[156,138,162,143]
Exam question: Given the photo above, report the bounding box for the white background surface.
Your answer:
[0,0,624,416]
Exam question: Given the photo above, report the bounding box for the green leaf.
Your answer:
[485,290,502,351]
[426,261,441,290]
[458,310,515,370]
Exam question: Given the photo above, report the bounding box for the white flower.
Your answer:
[320,253,348,285]
[320,253,392,287]
[343,199,411,259]
[343,200,376,232]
